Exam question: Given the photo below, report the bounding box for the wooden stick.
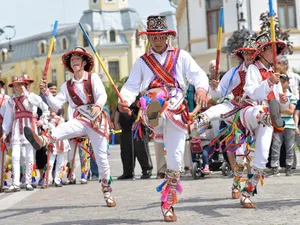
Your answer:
[0,143,5,193]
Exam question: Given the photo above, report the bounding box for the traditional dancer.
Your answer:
[0,79,10,191]
[191,38,256,198]
[118,16,209,222]
[42,108,70,187]
[3,75,49,192]
[24,47,116,207]
[236,33,288,208]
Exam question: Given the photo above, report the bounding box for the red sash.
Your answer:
[66,73,95,106]
[232,69,246,98]
[141,48,181,88]
[14,96,36,135]
[258,68,276,101]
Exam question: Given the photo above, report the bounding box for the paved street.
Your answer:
[0,142,300,225]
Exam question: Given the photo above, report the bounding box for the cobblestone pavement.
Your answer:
[0,142,300,225]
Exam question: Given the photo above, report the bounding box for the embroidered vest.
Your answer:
[14,96,36,134]
[66,73,95,106]
[232,70,246,98]
[141,48,181,89]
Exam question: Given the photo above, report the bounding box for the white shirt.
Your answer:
[3,92,49,135]
[0,94,10,119]
[209,62,247,99]
[45,72,107,111]
[120,46,209,106]
[243,61,289,109]
[287,70,300,99]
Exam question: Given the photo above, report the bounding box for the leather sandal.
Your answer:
[231,185,241,199]
[147,99,161,127]
[104,195,116,207]
[161,203,177,222]
[240,195,256,208]
[102,185,116,207]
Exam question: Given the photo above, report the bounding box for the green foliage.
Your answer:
[104,76,127,119]
[223,28,256,54]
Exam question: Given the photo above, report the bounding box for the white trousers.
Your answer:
[0,150,7,183]
[52,119,110,180]
[204,101,246,165]
[154,114,186,171]
[183,139,193,169]
[240,106,273,169]
[154,142,167,174]
[12,144,34,186]
[47,152,64,184]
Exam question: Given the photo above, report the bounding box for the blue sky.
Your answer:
[0,0,174,41]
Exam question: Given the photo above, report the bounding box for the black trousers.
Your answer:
[120,131,153,175]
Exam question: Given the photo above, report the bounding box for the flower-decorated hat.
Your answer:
[138,15,176,38]
[8,76,28,88]
[251,32,286,60]
[233,37,256,61]
[21,73,34,84]
[62,46,94,73]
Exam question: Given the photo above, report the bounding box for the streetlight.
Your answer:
[236,0,247,30]
[0,25,16,53]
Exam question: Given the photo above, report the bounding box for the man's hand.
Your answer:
[0,134,6,143]
[40,79,48,94]
[296,127,300,135]
[36,120,44,127]
[279,93,288,104]
[195,90,208,109]
[269,72,280,84]
[209,79,219,90]
[91,105,101,117]
[118,100,131,114]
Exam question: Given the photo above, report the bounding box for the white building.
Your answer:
[171,0,300,73]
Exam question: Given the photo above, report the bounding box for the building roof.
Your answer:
[0,24,78,63]
[80,8,144,31]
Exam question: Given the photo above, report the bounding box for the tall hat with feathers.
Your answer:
[233,37,256,61]
[138,15,176,38]
[251,32,286,60]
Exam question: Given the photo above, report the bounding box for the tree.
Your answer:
[258,11,293,55]
[222,28,256,54]
[104,76,127,120]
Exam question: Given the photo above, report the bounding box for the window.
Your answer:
[206,0,223,49]
[135,29,140,46]
[278,0,297,28]
[40,42,46,54]
[109,30,116,42]
[62,38,68,50]
[52,69,57,85]
[1,51,6,62]
[64,68,71,81]
[108,61,119,81]
[83,33,89,47]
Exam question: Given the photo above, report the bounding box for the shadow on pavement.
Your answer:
[43,218,162,225]
[0,204,100,220]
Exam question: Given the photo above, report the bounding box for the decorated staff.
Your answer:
[79,23,126,104]
[214,7,224,81]
[43,20,58,79]
[268,0,278,68]
[0,142,5,192]
[43,20,58,188]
